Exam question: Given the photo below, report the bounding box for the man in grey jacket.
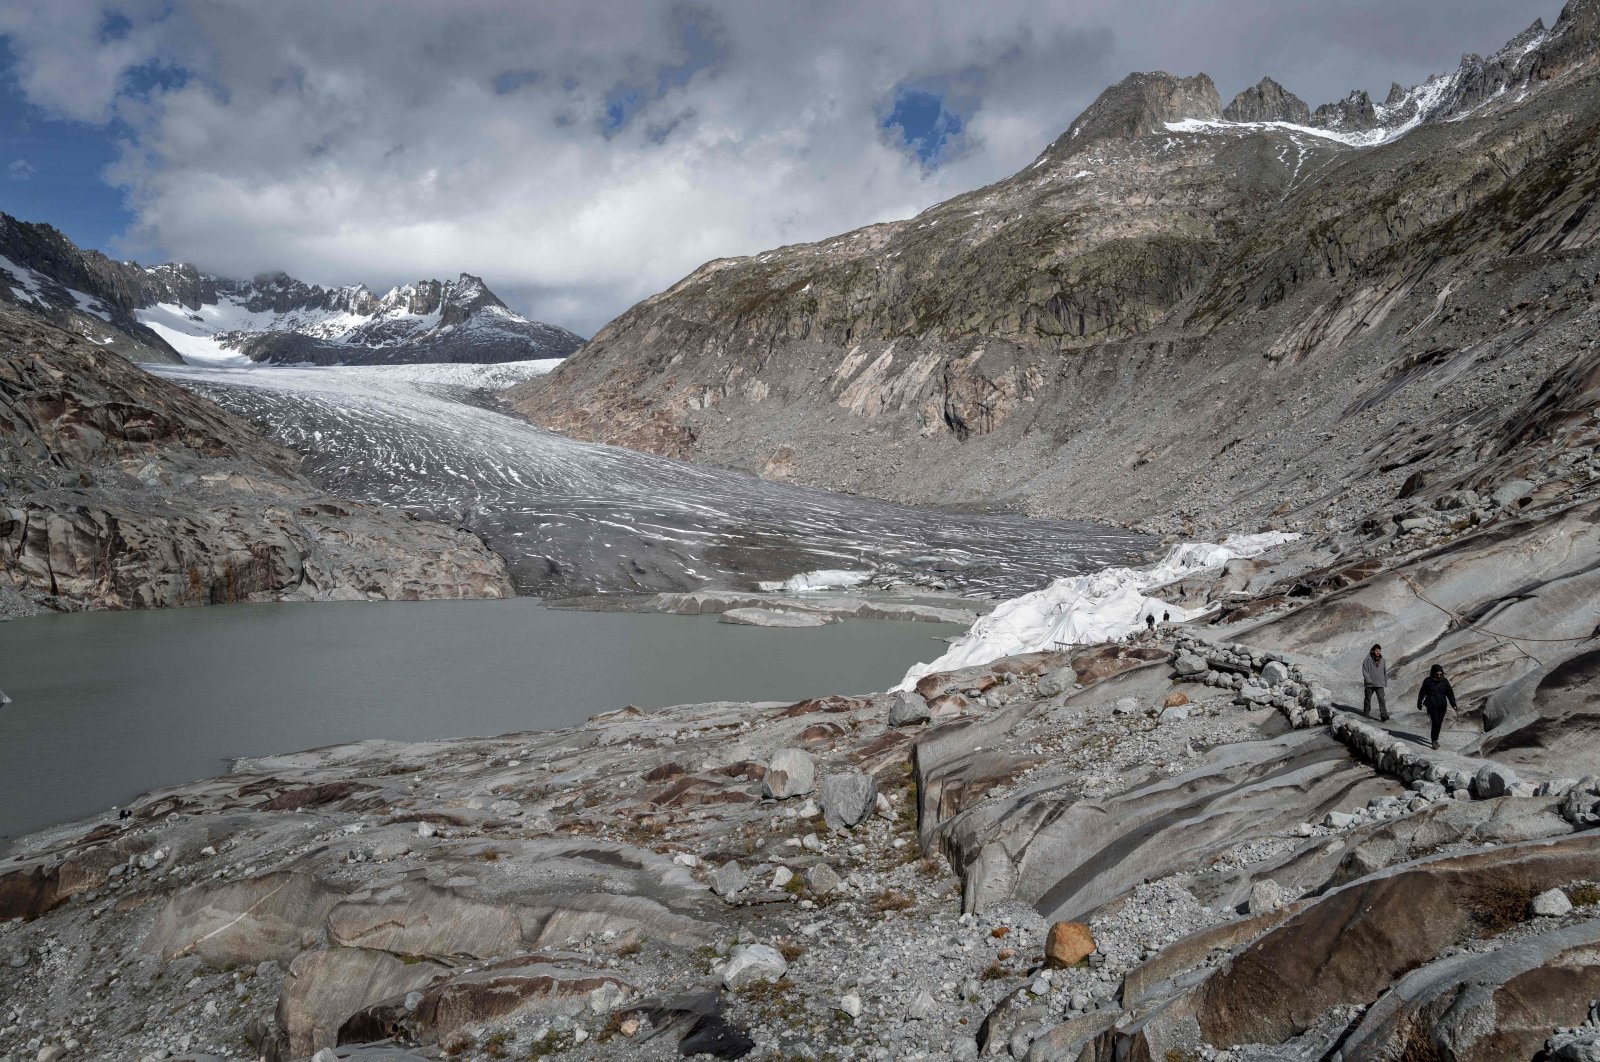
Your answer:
[1362,644,1390,721]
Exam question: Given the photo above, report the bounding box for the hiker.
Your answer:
[1145,613,1156,636]
[1362,644,1390,721]
[1162,610,1170,624]
[1417,664,1459,750]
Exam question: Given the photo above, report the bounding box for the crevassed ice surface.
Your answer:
[152,361,1148,597]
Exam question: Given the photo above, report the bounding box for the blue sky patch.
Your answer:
[0,41,132,252]
[884,85,968,165]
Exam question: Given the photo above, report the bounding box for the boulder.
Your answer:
[819,772,877,830]
[1045,921,1096,968]
[1473,762,1523,799]
[1037,667,1078,697]
[1491,479,1536,508]
[888,690,932,727]
[721,944,787,989]
[762,748,815,799]
[710,860,748,898]
[1261,660,1290,686]
[1174,651,1208,677]
[1531,888,1574,917]
[1246,879,1285,914]
[1164,691,1190,708]
[804,863,841,894]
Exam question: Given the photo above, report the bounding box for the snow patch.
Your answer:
[895,532,1299,691]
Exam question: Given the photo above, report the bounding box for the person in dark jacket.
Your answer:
[1361,644,1390,721]
[1417,664,1458,749]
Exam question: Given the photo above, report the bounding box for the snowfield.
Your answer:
[152,362,1149,598]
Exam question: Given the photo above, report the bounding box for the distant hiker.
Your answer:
[1417,664,1458,750]
[1145,613,1156,635]
[1162,610,1170,624]
[1362,644,1390,721]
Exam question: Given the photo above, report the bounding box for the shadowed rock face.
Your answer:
[512,6,1600,539]
[0,314,512,611]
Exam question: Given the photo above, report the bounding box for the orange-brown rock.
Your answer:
[1046,921,1097,968]
[1164,692,1190,709]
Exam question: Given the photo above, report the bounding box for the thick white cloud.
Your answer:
[0,0,1554,335]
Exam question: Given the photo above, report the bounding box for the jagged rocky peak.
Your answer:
[439,273,507,326]
[1223,77,1311,124]
[1045,71,1221,154]
[1312,88,1379,132]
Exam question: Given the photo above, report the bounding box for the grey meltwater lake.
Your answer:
[0,598,963,846]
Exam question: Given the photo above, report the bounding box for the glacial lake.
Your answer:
[0,598,960,847]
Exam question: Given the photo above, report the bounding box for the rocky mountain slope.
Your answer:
[0,308,513,613]
[511,0,1600,541]
[0,213,583,366]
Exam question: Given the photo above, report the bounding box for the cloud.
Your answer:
[0,0,1556,335]
[7,159,35,180]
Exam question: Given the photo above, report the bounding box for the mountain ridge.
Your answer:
[510,0,1600,540]
[0,214,584,366]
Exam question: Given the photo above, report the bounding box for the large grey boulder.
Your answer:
[1490,478,1536,508]
[889,690,932,727]
[1473,762,1523,799]
[819,771,878,830]
[1261,660,1290,686]
[1037,667,1078,697]
[762,748,815,799]
[1173,651,1207,678]
[721,943,787,989]
[710,860,749,897]
[805,863,841,894]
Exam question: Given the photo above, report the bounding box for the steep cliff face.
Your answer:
[0,310,513,612]
[511,2,1600,535]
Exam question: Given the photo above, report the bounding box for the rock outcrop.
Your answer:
[0,312,512,611]
[1222,76,1311,123]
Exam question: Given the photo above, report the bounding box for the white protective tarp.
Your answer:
[895,532,1298,691]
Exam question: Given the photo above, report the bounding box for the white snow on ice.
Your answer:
[895,531,1300,690]
[756,569,875,593]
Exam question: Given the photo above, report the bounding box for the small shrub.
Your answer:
[868,889,914,914]
[1465,873,1539,937]
[777,940,807,963]
[1568,883,1600,907]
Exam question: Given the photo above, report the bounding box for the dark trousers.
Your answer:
[1364,686,1388,718]
[1428,705,1448,743]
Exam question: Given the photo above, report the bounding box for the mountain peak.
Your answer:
[1223,77,1311,124]
[1044,72,1221,156]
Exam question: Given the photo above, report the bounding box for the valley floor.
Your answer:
[4,461,1598,1062]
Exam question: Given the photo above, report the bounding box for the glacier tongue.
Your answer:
[151,361,1149,599]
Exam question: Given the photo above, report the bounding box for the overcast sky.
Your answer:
[0,0,1553,335]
